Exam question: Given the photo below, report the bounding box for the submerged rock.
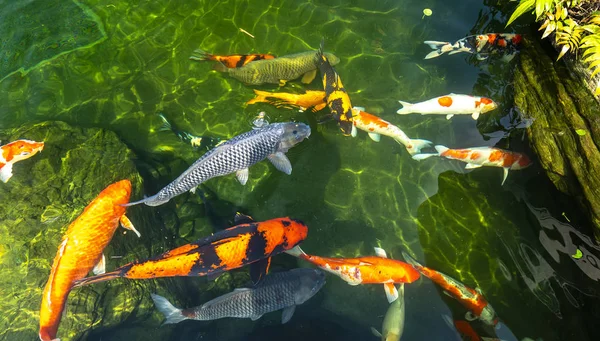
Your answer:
[514,37,600,241]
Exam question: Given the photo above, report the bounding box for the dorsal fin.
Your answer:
[234,212,255,225]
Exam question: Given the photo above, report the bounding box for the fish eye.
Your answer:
[292,130,298,135]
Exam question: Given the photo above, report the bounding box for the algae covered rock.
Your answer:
[513,37,600,241]
[0,121,177,341]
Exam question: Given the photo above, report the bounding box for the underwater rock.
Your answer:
[514,37,600,241]
[0,121,196,341]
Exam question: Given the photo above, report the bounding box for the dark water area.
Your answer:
[1,0,599,340]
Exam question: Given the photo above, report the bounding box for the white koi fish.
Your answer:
[396,94,497,120]
[351,107,433,155]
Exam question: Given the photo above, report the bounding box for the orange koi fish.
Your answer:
[403,252,498,326]
[39,180,140,341]
[287,246,420,303]
[316,40,355,135]
[412,145,532,185]
[246,89,328,112]
[0,139,44,183]
[190,49,275,68]
[74,216,308,287]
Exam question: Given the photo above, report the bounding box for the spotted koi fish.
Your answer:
[286,246,419,303]
[412,145,532,185]
[397,94,497,120]
[402,252,498,326]
[0,139,44,183]
[316,40,355,135]
[246,89,328,112]
[39,180,140,341]
[424,33,522,61]
[74,216,308,287]
[190,49,276,68]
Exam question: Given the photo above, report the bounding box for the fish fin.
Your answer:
[317,114,334,124]
[281,305,296,324]
[151,294,189,325]
[368,132,381,142]
[234,212,255,224]
[314,103,327,111]
[374,247,388,258]
[73,270,122,287]
[250,257,272,285]
[401,251,421,268]
[0,163,13,183]
[404,139,434,155]
[472,112,480,120]
[301,69,317,84]
[246,89,268,105]
[251,314,263,321]
[465,311,477,321]
[502,53,517,62]
[447,50,463,55]
[476,54,489,61]
[285,245,307,257]
[189,49,214,62]
[268,152,292,175]
[501,168,509,186]
[278,79,287,87]
[370,327,383,338]
[396,101,414,115]
[121,195,158,207]
[353,106,366,112]
[434,145,449,154]
[476,287,483,295]
[384,283,399,303]
[120,214,141,238]
[464,163,482,169]
[351,124,358,137]
[157,113,172,132]
[189,186,197,194]
[445,114,454,120]
[236,168,249,185]
[411,153,438,161]
[207,271,223,281]
[424,50,444,59]
[212,62,228,73]
[424,40,450,49]
[92,254,106,275]
[443,290,453,298]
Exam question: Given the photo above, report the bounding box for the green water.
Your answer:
[0,0,599,340]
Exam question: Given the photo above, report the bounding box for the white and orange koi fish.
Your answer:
[351,107,433,155]
[424,33,522,61]
[396,94,497,120]
[413,145,532,185]
[0,139,44,183]
[403,252,499,327]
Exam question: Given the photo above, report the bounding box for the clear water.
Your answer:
[1,0,599,340]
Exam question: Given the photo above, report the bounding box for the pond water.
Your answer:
[1,0,599,340]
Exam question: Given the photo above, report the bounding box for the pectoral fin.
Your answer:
[120,215,141,238]
[465,311,477,321]
[368,132,381,142]
[250,257,271,285]
[268,152,292,175]
[464,163,482,170]
[501,167,509,186]
[374,247,388,258]
[351,125,358,137]
[92,254,106,275]
[0,163,14,183]
[236,168,249,185]
[189,186,197,194]
[234,212,255,224]
[281,305,296,324]
[251,314,263,321]
[472,112,480,120]
[301,69,317,84]
[384,283,399,303]
[370,327,383,338]
[278,80,287,87]
[445,114,454,120]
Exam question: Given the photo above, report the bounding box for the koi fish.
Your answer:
[286,246,420,303]
[213,47,339,86]
[402,252,498,326]
[424,33,522,61]
[74,216,308,287]
[370,284,405,341]
[0,139,44,183]
[396,94,497,120]
[351,107,433,155]
[316,40,355,135]
[190,49,276,68]
[412,145,532,185]
[246,89,328,112]
[151,268,325,325]
[39,180,140,341]
[126,122,310,207]
[158,113,207,148]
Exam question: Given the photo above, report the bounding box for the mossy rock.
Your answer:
[514,37,600,241]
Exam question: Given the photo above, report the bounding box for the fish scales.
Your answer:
[188,271,305,320]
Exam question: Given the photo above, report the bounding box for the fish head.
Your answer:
[276,122,311,151]
[293,269,326,304]
[278,217,308,249]
[479,304,498,326]
[323,52,340,66]
[477,97,497,113]
[2,139,44,163]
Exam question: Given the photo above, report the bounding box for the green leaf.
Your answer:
[557,44,570,60]
[575,129,586,136]
[542,21,556,39]
[506,0,536,27]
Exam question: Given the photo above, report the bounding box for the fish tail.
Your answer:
[151,294,189,325]
[189,49,215,62]
[411,153,439,161]
[73,270,122,287]
[212,62,228,73]
[434,145,449,154]
[401,251,422,269]
[246,89,270,105]
[285,245,307,258]
[157,113,172,132]
[315,38,325,65]
[423,41,452,59]
[396,100,414,115]
[402,138,434,155]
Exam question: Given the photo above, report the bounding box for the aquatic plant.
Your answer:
[506,0,600,94]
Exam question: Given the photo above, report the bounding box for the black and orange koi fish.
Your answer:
[190,49,276,68]
[74,215,308,287]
